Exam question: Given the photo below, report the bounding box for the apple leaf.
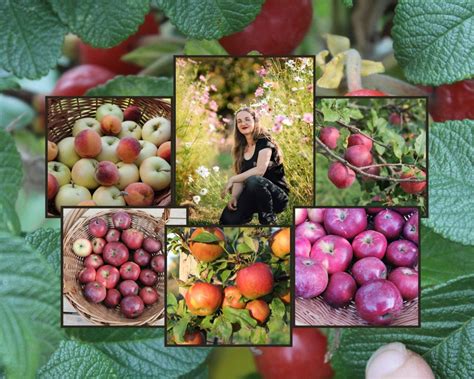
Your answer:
[184,40,228,55]
[423,120,474,245]
[328,274,474,379]
[0,75,20,91]
[152,0,264,39]
[25,228,61,272]
[421,225,474,287]
[0,233,63,378]
[86,75,173,97]
[393,0,474,85]
[0,196,21,236]
[0,0,66,79]
[49,0,150,48]
[190,231,222,243]
[0,129,23,203]
[40,329,212,378]
[0,94,35,131]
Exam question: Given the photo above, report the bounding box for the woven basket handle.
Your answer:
[63,208,88,232]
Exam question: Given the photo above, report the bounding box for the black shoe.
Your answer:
[258,212,277,225]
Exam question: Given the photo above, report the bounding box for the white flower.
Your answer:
[196,166,210,178]
[187,175,194,183]
[294,76,303,82]
[184,142,192,149]
[282,118,293,126]
[290,99,297,104]
[209,123,216,132]
[199,188,209,195]
[212,166,220,173]
[291,87,298,91]
[193,195,201,204]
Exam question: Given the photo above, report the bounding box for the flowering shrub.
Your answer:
[176,57,314,224]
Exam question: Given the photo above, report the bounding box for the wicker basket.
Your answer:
[63,208,170,326]
[47,97,172,216]
[296,297,418,326]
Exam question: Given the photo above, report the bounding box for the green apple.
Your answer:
[71,159,99,189]
[48,161,71,187]
[57,137,80,168]
[93,186,126,206]
[119,121,142,139]
[135,140,157,166]
[55,184,92,212]
[116,162,140,190]
[72,238,92,257]
[96,136,120,163]
[142,116,171,147]
[139,156,171,191]
[96,103,124,122]
[72,118,102,136]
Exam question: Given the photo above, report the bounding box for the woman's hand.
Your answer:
[221,178,234,199]
[227,196,238,211]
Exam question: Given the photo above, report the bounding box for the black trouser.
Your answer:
[220,176,289,225]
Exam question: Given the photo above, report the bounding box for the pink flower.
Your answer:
[200,92,209,104]
[303,113,313,124]
[255,87,264,97]
[257,67,267,77]
[275,115,286,124]
[222,117,231,124]
[272,123,283,133]
[199,75,206,82]
[209,100,218,112]
[210,84,217,91]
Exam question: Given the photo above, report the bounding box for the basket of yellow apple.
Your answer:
[47,97,172,216]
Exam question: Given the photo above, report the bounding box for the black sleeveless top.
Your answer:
[240,137,289,194]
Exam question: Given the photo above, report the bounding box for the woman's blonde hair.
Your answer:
[232,107,283,174]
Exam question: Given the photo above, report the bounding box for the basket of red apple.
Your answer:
[47,97,172,216]
[295,207,419,326]
[63,208,168,326]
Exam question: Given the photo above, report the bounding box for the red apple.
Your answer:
[96,265,120,289]
[295,257,328,298]
[351,257,387,286]
[48,173,59,200]
[105,228,121,242]
[374,209,405,240]
[388,267,419,300]
[307,209,325,223]
[295,208,308,225]
[352,230,387,259]
[92,237,106,254]
[120,295,145,318]
[157,141,171,162]
[139,269,157,286]
[222,286,246,309]
[103,242,129,267]
[124,105,142,122]
[88,217,108,237]
[150,255,165,273]
[386,240,418,267]
[189,227,225,262]
[403,212,419,244]
[319,127,340,149]
[78,267,96,283]
[83,254,104,269]
[328,162,356,189]
[122,228,144,250]
[344,145,373,167]
[143,237,162,253]
[310,235,353,274]
[295,221,326,244]
[295,237,312,258]
[178,330,205,345]
[185,282,223,316]
[133,248,151,267]
[120,261,141,281]
[83,281,106,303]
[112,211,132,230]
[323,271,356,308]
[400,169,426,194]
[246,299,270,324]
[139,286,159,305]
[236,262,274,300]
[118,280,139,297]
[324,208,367,239]
[348,133,373,150]
[104,288,121,308]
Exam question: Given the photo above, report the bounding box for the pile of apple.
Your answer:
[48,103,172,213]
[319,127,426,194]
[72,211,165,319]
[174,227,290,345]
[295,207,419,326]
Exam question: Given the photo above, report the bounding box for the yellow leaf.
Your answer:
[361,60,385,76]
[316,53,345,88]
[316,50,329,69]
[326,34,351,56]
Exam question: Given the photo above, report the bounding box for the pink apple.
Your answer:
[295,237,312,258]
[374,209,405,240]
[103,242,129,267]
[96,265,120,289]
[295,257,328,298]
[310,235,353,274]
[78,267,96,283]
[104,288,121,308]
[295,208,308,225]
[319,127,340,149]
[352,230,387,259]
[295,221,326,244]
[118,280,139,297]
[323,272,357,308]
[88,217,108,238]
[83,254,104,269]
[122,228,144,250]
[386,240,418,267]
[105,228,121,242]
[351,257,387,286]
[92,238,106,254]
[324,208,367,239]
[307,209,325,224]
[120,261,141,281]
[112,211,132,230]
[403,212,419,244]
[388,267,419,300]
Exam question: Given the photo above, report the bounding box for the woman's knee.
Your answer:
[244,175,263,192]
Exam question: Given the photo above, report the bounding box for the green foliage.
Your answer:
[329,274,474,379]
[184,40,228,55]
[0,75,20,91]
[423,120,474,245]
[0,94,35,130]
[86,76,173,96]
[0,129,23,203]
[393,0,474,85]
[26,228,61,272]
[152,0,264,39]
[49,0,150,48]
